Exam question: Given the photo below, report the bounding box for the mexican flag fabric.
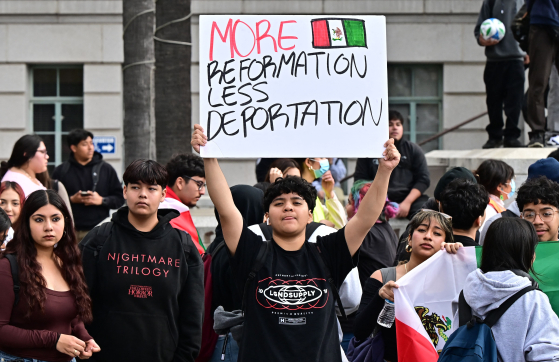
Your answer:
[311,18,367,48]
[393,243,559,362]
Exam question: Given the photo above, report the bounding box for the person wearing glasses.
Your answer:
[0,135,49,197]
[517,176,559,242]
[160,154,206,255]
[52,129,124,242]
[352,210,463,362]
[438,179,489,247]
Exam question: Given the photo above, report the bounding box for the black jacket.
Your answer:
[81,208,204,362]
[354,138,430,203]
[52,152,124,230]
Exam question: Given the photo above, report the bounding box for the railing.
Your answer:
[339,111,489,183]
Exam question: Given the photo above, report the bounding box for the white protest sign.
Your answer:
[199,15,388,158]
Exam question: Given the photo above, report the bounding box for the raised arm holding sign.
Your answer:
[199,15,389,158]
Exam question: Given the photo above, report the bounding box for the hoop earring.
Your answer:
[405,244,412,253]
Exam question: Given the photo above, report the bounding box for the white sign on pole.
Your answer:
[199,15,388,158]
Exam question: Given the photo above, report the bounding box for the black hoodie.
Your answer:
[354,138,430,203]
[81,207,204,362]
[52,152,124,230]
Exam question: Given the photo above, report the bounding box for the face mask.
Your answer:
[311,159,330,179]
[508,179,516,199]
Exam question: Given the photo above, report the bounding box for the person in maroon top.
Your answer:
[0,190,100,361]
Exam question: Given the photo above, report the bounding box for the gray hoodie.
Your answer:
[474,0,525,61]
[460,269,559,362]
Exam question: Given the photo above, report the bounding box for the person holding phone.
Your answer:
[52,129,124,242]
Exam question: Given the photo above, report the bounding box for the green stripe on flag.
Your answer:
[343,20,366,47]
[476,242,559,315]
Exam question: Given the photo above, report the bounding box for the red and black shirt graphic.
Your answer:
[230,222,355,362]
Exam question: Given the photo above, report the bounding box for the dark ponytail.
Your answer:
[0,135,43,179]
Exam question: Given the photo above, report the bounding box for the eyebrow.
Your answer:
[31,213,61,218]
[273,196,304,202]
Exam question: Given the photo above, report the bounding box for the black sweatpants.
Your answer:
[484,59,525,141]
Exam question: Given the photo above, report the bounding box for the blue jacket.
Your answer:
[527,0,559,27]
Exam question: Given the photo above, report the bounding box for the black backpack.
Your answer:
[511,0,538,52]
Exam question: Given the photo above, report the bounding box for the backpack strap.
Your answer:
[458,291,473,327]
[258,222,273,241]
[59,161,71,181]
[80,222,113,259]
[91,161,104,193]
[484,285,536,328]
[242,240,271,315]
[308,243,346,319]
[177,229,193,260]
[305,222,322,241]
[5,254,19,308]
[210,240,227,257]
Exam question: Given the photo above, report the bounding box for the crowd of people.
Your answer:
[0,112,558,362]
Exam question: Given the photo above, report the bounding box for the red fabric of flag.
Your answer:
[312,20,330,47]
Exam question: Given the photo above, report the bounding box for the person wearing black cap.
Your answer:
[480,157,559,244]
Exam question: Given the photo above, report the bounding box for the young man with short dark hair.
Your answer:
[160,154,206,254]
[354,110,430,219]
[439,179,489,246]
[80,159,204,362]
[191,124,400,362]
[53,129,124,241]
[517,176,559,242]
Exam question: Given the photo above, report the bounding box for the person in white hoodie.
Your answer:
[462,217,559,362]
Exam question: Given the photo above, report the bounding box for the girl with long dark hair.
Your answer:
[352,210,463,361]
[0,135,49,197]
[461,218,559,361]
[0,190,100,361]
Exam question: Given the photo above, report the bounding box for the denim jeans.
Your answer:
[0,350,76,362]
[209,333,239,362]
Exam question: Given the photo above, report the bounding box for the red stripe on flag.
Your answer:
[395,319,439,362]
[312,20,330,47]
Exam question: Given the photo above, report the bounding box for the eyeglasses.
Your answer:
[36,149,48,156]
[183,175,206,191]
[521,209,559,222]
[420,209,453,220]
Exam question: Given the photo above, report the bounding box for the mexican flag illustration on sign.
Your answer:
[311,18,367,48]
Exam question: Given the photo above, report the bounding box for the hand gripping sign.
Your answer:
[199,15,389,158]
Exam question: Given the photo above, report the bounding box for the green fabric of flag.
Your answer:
[343,20,366,47]
[475,242,559,315]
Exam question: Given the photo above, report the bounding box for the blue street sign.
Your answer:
[93,136,116,154]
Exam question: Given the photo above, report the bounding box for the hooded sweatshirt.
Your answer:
[460,269,559,362]
[354,138,430,203]
[52,152,124,230]
[474,0,525,61]
[81,207,204,362]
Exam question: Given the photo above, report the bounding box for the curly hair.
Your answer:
[166,153,205,187]
[263,176,317,212]
[2,190,92,323]
[517,176,559,211]
[439,179,489,230]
